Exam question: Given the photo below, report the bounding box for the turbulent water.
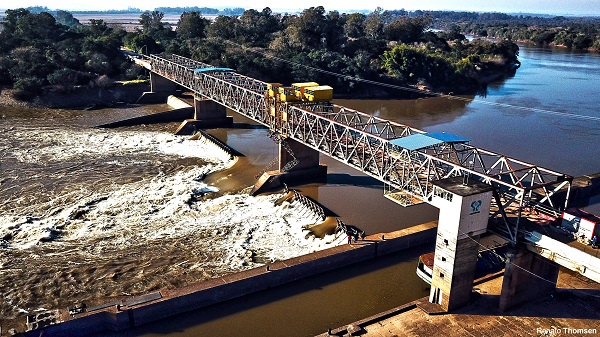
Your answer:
[0,106,343,327]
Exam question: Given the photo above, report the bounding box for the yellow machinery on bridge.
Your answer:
[303,85,333,102]
[267,82,333,103]
[266,81,333,134]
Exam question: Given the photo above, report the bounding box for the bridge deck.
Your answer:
[137,53,599,275]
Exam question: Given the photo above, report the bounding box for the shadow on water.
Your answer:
[96,244,433,337]
[326,173,385,189]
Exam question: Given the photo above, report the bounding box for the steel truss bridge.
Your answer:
[146,53,572,243]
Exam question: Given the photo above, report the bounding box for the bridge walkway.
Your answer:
[131,51,600,284]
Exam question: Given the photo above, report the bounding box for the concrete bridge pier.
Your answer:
[137,73,180,104]
[175,97,233,134]
[193,97,233,127]
[425,177,494,312]
[499,246,560,312]
[251,139,327,195]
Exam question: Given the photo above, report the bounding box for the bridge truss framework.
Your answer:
[148,53,572,243]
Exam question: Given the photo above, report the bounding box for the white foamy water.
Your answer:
[0,113,344,325]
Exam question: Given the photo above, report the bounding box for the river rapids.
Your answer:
[0,106,344,327]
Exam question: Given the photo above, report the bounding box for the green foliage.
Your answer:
[381,38,519,91]
[344,13,365,39]
[177,11,209,40]
[154,7,520,95]
[124,33,161,55]
[0,8,137,100]
[13,76,44,99]
[139,10,175,45]
[47,68,91,91]
[1,6,528,101]
[443,12,600,51]
[205,16,238,41]
[384,16,431,43]
[381,45,455,86]
[55,10,80,27]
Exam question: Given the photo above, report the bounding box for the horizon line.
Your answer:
[0,7,599,18]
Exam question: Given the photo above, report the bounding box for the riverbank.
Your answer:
[0,82,149,110]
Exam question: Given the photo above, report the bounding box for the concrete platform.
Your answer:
[318,269,600,337]
[19,222,438,336]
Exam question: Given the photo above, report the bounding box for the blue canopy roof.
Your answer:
[426,132,469,143]
[390,134,443,151]
[194,67,234,73]
[389,132,469,151]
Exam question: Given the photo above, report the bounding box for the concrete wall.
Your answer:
[25,222,437,336]
[499,246,560,312]
[97,108,193,128]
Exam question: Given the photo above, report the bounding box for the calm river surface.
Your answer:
[1,43,599,336]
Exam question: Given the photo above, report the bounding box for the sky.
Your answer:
[1,0,598,16]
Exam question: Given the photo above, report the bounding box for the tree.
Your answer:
[324,10,345,51]
[125,33,161,54]
[206,15,237,40]
[140,11,165,34]
[384,16,430,43]
[236,8,281,47]
[55,10,80,27]
[364,8,384,40]
[344,13,365,39]
[2,8,30,34]
[284,6,328,50]
[86,19,111,37]
[177,11,209,40]
[139,11,174,43]
[0,7,136,100]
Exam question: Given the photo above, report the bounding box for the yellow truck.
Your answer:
[291,82,319,100]
[303,85,333,102]
[276,82,334,102]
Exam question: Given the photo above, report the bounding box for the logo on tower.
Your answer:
[470,200,482,215]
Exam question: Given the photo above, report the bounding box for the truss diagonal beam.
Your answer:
[148,53,573,228]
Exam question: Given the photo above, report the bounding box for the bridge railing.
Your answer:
[150,54,268,124]
[282,102,571,241]
[147,53,572,242]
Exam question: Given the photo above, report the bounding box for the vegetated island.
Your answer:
[428,11,600,51]
[0,6,533,109]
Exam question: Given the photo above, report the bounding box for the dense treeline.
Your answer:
[0,7,521,101]
[427,11,600,51]
[124,7,519,97]
[0,8,143,100]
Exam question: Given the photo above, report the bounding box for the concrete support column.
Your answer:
[279,138,319,172]
[430,235,480,311]
[251,139,326,195]
[137,73,179,104]
[150,72,178,93]
[193,97,232,127]
[427,177,494,313]
[278,139,327,181]
[174,97,233,135]
[499,246,560,312]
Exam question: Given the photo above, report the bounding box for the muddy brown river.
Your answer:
[1,43,600,335]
